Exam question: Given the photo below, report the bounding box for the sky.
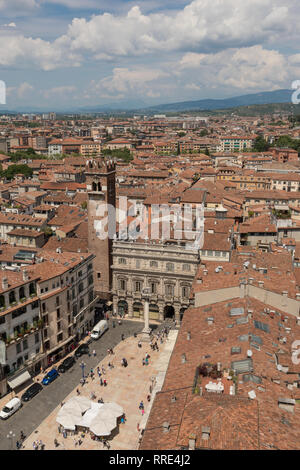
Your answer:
[0,0,300,110]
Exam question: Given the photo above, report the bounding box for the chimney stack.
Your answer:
[2,277,8,290]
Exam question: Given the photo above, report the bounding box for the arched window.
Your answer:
[9,291,16,304]
[19,286,25,300]
[29,283,35,295]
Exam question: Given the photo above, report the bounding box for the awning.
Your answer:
[7,370,31,389]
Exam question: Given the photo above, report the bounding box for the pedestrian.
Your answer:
[120,416,125,424]
[33,440,38,450]
[142,358,145,366]
[54,439,59,448]
[76,388,80,395]
[139,401,144,410]
[103,440,110,449]
[103,379,107,387]
[102,366,106,375]
[90,391,96,400]
[137,423,140,432]
[110,348,114,354]
[20,430,25,441]
[100,378,103,386]
[138,341,142,348]
[121,334,125,341]
[16,441,20,450]
[39,440,43,449]
[97,366,101,377]
[141,408,145,416]
[93,349,96,357]
[147,394,151,402]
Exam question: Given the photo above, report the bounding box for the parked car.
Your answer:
[42,368,59,385]
[58,356,76,373]
[0,397,22,419]
[21,383,43,402]
[75,344,89,358]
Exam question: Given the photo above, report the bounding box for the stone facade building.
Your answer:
[111,240,199,322]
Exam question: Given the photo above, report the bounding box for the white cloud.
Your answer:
[0,0,298,71]
[0,0,37,10]
[179,46,300,92]
[89,67,169,101]
[43,85,76,99]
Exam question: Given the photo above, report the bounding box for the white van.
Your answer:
[91,320,109,340]
[0,397,22,419]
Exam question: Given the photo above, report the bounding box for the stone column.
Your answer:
[127,298,133,318]
[140,288,152,342]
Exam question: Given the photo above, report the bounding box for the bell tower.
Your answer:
[86,158,116,300]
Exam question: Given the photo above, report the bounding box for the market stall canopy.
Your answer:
[7,370,31,389]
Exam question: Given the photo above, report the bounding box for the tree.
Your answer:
[102,148,133,163]
[1,164,33,180]
[253,136,270,152]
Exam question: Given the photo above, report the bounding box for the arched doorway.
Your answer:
[164,305,175,319]
[149,304,159,321]
[118,300,128,317]
[133,302,143,318]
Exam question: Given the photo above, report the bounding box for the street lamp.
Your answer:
[7,430,15,450]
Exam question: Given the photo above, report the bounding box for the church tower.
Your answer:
[86,158,116,300]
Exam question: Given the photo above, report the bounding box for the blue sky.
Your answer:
[0,0,299,111]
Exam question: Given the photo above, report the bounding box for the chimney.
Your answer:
[2,277,8,290]
[201,426,210,440]
[188,433,196,450]
[163,422,170,433]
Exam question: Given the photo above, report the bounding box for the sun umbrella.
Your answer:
[100,402,124,418]
[64,396,92,413]
[56,412,77,431]
[89,416,116,436]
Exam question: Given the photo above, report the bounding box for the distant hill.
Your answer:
[0,89,295,115]
[141,89,293,113]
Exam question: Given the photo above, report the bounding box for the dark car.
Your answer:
[58,356,76,373]
[21,383,43,402]
[74,344,89,358]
